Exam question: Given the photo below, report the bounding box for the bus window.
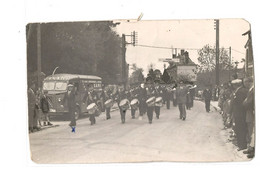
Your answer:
[43,81,55,90]
[55,82,67,90]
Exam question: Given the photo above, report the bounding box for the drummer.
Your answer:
[154,84,163,119]
[146,81,156,124]
[84,84,98,125]
[101,85,113,120]
[138,83,147,116]
[116,87,129,124]
[130,86,139,119]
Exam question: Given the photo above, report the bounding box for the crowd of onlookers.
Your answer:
[28,83,53,133]
[217,77,254,159]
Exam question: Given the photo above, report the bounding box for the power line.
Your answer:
[231,48,245,55]
[136,44,229,51]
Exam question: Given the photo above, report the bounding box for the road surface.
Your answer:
[29,100,248,163]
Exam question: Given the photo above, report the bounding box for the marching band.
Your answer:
[81,82,195,125]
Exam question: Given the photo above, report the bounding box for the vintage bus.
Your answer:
[42,73,102,119]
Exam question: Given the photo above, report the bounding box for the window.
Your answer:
[43,81,67,91]
[55,82,67,90]
[43,82,55,90]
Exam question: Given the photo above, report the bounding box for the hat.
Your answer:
[68,84,74,87]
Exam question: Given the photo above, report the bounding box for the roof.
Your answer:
[44,73,102,81]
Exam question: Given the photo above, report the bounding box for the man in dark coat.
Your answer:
[138,83,147,116]
[28,83,37,132]
[129,87,138,119]
[101,86,113,120]
[176,81,188,120]
[64,84,77,131]
[146,84,155,124]
[116,88,129,124]
[203,87,212,112]
[242,77,254,158]
[84,84,99,125]
[154,85,163,119]
[230,79,248,151]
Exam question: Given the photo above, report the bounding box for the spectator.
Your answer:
[242,77,255,158]
[28,83,37,132]
[203,86,212,112]
[230,79,248,151]
[64,84,77,131]
[40,90,52,126]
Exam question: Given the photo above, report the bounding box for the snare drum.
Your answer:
[86,103,98,114]
[119,99,130,110]
[130,98,139,110]
[155,97,163,107]
[146,96,156,107]
[104,99,113,108]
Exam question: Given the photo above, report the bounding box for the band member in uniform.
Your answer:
[176,80,188,121]
[101,86,113,119]
[116,87,129,124]
[63,84,77,131]
[146,83,156,124]
[186,88,192,110]
[84,84,99,125]
[172,83,178,107]
[130,87,139,119]
[138,83,147,116]
[154,84,163,119]
[165,85,171,109]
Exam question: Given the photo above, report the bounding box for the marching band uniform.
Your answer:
[101,88,112,119]
[84,89,98,125]
[176,82,188,120]
[165,86,171,109]
[154,86,163,119]
[146,86,155,124]
[138,85,147,116]
[116,89,129,124]
[130,88,138,119]
[172,84,178,107]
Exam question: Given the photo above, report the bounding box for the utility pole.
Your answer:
[122,34,126,89]
[37,23,42,89]
[214,19,220,86]
[122,31,138,89]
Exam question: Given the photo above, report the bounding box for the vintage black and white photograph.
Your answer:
[27,19,255,163]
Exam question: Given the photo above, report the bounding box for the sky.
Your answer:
[114,19,250,75]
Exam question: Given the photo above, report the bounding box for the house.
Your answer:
[242,30,254,77]
[166,49,197,83]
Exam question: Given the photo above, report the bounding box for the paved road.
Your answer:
[29,100,247,163]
